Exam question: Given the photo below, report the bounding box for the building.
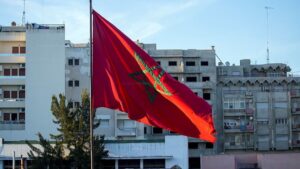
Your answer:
[0,23,65,141]
[1,21,300,168]
[217,59,300,152]
[64,41,219,168]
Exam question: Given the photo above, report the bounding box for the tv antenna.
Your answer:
[22,0,26,26]
[265,6,273,64]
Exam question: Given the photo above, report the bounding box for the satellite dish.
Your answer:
[225,61,230,66]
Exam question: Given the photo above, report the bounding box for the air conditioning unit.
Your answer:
[20,63,25,68]
[245,91,252,96]
[0,65,3,72]
[20,85,25,90]
[0,88,2,95]
[19,108,25,112]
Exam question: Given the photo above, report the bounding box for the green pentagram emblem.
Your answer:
[129,53,172,103]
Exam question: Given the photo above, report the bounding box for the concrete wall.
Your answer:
[165,136,188,169]
[257,153,300,169]
[23,27,65,140]
[201,153,300,169]
[201,154,235,169]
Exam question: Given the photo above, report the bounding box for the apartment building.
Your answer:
[217,59,300,151]
[0,23,65,141]
[1,23,300,168]
[64,41,219,168]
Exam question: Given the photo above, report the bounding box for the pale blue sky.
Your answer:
[1,0,299,72]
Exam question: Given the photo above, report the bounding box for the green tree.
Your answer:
[27,90,108,169]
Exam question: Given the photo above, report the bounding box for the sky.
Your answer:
[1,0,300,72]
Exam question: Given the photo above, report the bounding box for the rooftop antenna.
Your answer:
[22,0,26,26]
[265,6,273,64]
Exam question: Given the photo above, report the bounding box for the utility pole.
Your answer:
[22,0,26,26]
[265,6,273,64]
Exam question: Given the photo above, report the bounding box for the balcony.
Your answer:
[0,76,25,85]
[292,124,300,131]
[292,140,300,147]
[245,108,254,115]
[224,142,247,150]
[0,121,25,130]
[224,109,245,116]
[0,53,26,63]
[291,90,300,98]
[292,107,300,115]
[0,31,25,41]
[116,127,137,136]
[224,125,254,133]
[0,99,25,108]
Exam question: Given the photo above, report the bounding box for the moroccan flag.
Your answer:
[92,10,216,142]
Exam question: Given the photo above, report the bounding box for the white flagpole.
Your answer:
[89,0,94,169]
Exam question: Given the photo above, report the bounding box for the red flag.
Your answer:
[92,10,216,142]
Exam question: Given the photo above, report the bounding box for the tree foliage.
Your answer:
[26,90,108,169]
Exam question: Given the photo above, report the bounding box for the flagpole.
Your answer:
[89,0,94,169]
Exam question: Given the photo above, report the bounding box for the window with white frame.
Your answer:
[223,98,246,109]
[96,115,110,128]
[117,119,136,129]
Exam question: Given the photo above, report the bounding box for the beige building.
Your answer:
[217,59,300,152]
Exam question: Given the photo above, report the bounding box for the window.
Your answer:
[74,102,80,108]
[102,160,115,169]
[19,113,25,121]
[189,158,200,169]
[11,113,17,121]
[223,98,246,109]
[4,69,10,76]
[194,92,198,96]
[203,93,211,100]
[68,102,74,108]
[119,160,139,169]
[68,80,73,87]
[232,71,241,76]
[3,91,10,98]
[100,119,109,127]
[11,91,18,98]
[186,61,196,66]
[12,47,19,54]
[74,59,80,65]
[144,127,147,134]
[172,76,178,80]
[68,59,73,66]
[202,76,210,82]
[188,142,198,149]
[206,142,214,149]
[20,47,26,54]
[144,159,165,169]
[186,76,197,82]
[75,80,80,87]
[118,119,135,129]
[275,118,288,125]
[153,127,163,134]
[201,61,209,66]
[3,113,10,121]
[168,61,177,66]
[19,68,25,76]
[11,69,18,76]
[156,61,161,65]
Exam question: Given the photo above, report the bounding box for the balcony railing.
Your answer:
[291,90,300,97]
[116,127,137,136]
[292,124,300,131]
[224,125,254,132]
[0,99,25,108]
[0,121,25,130]
[0,53,26,57]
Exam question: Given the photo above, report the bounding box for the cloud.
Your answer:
[1,0,216,42]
